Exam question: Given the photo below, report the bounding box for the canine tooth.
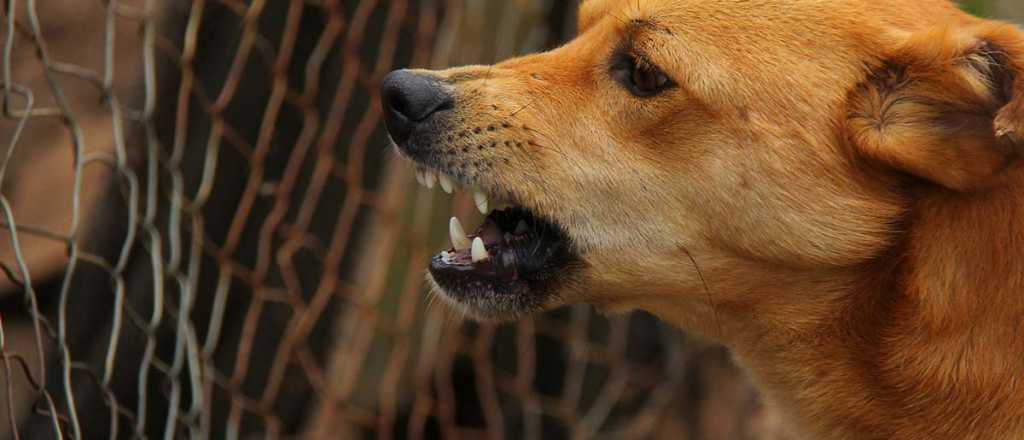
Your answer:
[415,170,426,187]
[449,217,471,250]
[474,191,489,214]
[439,174,455,194]
[471,237,489,262]
[515,220,529,235]
[424,170,437,189]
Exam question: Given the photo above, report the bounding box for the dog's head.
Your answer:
[381,0,1024,330]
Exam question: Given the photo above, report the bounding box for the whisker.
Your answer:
[425,288,440,314]
[526,139,591,188]
[606,10,632,27]
[509,95,541,117]
[680,246,722,336]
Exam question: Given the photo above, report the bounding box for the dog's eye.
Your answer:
[611,54,674,97]
[632,63,670,94]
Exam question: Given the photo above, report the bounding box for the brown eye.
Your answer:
[631,63,670,95]
[611,53,675,98]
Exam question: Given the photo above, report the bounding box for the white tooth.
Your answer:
[471,237,489,262]
[439,174,454,194]
[415,170,426,187]
[441,251,452,263]
[515,220,529,235]
[449,217,471,250]
[474,191,489,214]
[424,170,437,189]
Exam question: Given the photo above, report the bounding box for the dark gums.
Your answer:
[428,207,576,291]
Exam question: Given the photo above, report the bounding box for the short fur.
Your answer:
[409,1,1024,438]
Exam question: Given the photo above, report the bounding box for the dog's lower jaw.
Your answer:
[425,274,541,322]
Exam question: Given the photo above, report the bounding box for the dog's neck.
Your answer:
[665,173,1024,440]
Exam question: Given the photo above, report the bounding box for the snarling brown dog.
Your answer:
[380,0,1024,438]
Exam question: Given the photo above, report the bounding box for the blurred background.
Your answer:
[0,1,1019,439]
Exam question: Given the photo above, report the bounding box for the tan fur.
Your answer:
[414,1,1024,438]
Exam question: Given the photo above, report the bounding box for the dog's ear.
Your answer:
[845,24,1024,191]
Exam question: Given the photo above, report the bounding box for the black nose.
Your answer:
[380,70,454,145]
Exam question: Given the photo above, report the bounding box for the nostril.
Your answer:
[380,69,454,146]
[434,98,455,114]
[387,92,411,120]
[381,70,452,121]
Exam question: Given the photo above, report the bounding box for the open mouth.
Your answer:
[412,167,578,317]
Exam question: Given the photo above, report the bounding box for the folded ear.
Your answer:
[845,23,1024,191]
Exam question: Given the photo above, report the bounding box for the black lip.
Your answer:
[427,207,580,316]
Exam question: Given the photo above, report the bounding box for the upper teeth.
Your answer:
[423,170,437,189]
[439,174,454,194]
[473,191,489,214]
[416,169,438,189]
[413,166,492,215]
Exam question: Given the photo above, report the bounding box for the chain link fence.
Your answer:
[29,0,1022,438]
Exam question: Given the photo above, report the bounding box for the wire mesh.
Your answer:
[0,0,784,439]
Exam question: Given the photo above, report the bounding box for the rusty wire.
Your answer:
[0,0,716,438]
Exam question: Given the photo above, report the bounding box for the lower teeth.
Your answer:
[471,237,490,262]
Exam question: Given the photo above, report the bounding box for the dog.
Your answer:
[380,0,1024,438]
